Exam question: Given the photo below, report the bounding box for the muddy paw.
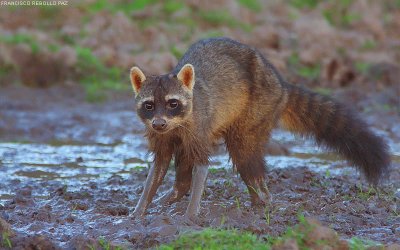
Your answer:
[251,190,272,208]
[131,208,146,219]
[156,189,180,205]
[181,213,202,225]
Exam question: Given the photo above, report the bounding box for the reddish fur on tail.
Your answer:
[280,85,390,185]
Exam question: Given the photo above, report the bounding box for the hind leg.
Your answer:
[157,148,194,205]
[226,129,271,206]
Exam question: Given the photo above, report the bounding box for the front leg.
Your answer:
[157,148,194,205]
[184,165,209,219]
[132,149,172,217]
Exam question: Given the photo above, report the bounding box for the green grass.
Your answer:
[170,45,185,60]
[264,207,271,225]
[83,0,252,33]
[74,46,128,102]
[235,197,241,209]
[155,213,382,249]
[224,179,234,188]
[1,232,12,249]
[288,53,321,80]
[86,237,125,250]
[1,1,253,93]
[158,228,269,250]
[323,10,360,27]
[348,237,382,250]
[47,43,60,52]
[356,184,377,201]
[355,62,371,74]
[0,33,40,54]
[98,237,111,250]
[132,165,148,171]
[208,167,224,174]
[360,40,377,51]
[163,0,186,15]
[56,31,76,45]
[200,30,226,39]
[0,65,14,80]
[87,0,109,12]
[269,213,313,248]
[198,10,252,32]
[86,0,187,15]
[268,214,380,249]
[86,0,156,13]
[313,87,333,96]
[322,0,360,27]
[237,0,261,12]
[297,65,321,79]
[161,214,314,250]
[289,0,321,9]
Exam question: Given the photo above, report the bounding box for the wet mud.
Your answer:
[0,85,399,249]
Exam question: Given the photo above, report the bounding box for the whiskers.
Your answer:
[170,120,198,140]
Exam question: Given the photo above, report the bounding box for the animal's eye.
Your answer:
[144,102,154,111]
[167,99,179,109]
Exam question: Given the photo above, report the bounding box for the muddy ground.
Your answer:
[0,84,399,249]
[1,0,399,249]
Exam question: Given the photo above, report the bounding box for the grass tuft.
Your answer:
[236,0,261,12]
[198,10,252,32]
[348,237,382,250]
[158,228,268,250]
[322,0,360,27]
[288,53,321,80]
[289,0,321,9]
[75,46,127,102]
[2,232,12,249]
[158,213,382,249]
[0,33,40,54]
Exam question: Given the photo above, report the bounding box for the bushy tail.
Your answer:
[280,84,390,184]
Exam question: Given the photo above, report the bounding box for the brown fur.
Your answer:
[130,37,390,218]
[280,84,390,184]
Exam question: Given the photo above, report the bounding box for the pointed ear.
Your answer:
[177,64,195,90]
[130,66,146,96]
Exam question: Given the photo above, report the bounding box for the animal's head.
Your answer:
[129,64,195,134]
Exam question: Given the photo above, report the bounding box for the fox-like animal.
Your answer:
[129,37,390,219]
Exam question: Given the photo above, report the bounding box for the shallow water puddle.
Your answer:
[1,129,398,205]
[0,129,399,248]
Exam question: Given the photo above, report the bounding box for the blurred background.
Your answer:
[0,1,400,248]
[0,0,399,102]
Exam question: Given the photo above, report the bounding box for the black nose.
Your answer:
[152,118,167,130]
